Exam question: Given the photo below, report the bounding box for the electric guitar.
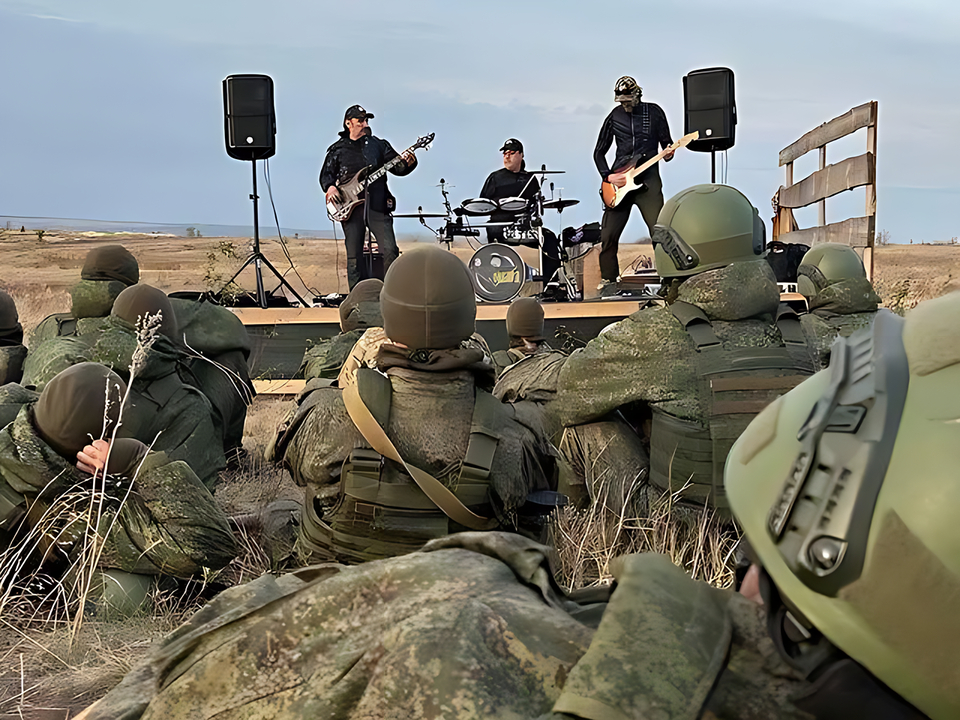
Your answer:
[326,133,435,222]
[599,131,699,209]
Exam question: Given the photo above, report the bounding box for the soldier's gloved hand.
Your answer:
[77,438,112,475]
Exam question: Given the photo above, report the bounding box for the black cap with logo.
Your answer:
[499,138,523,153]
[344,104,374,122]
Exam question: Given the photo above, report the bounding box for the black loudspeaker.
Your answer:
[683,67,736,153]
[223,74,276,161]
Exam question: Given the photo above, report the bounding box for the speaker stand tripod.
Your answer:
[223,159,307,309]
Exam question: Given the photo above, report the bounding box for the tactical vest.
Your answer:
[649,302,815,515]
[300,371,503,564]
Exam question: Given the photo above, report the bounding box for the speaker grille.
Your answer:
[683,68,736,153]
[223,74,276,160]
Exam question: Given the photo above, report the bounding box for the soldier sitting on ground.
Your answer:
[490,296,553,376]
[29,244,140,347]
[797,241,882,368]
[494,298,649,513]
[557,184,817,518]
[270,246,557,565]
[0,290,27,386]
[0,362,237,615]
[24,284,226,487]
[299,279,383,381]
[79,291,960,719]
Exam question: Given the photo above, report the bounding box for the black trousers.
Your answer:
[341,208,400,289]
[599,171,663,282]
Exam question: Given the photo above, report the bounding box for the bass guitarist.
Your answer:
[321,105,417,289]
[593,76,675,297]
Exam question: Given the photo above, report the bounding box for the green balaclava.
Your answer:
[34,362,127,460]
[81,245,140,286]
[111,284,179,342]
[506,297,545,341]
[380,247,477,350]
[0,290,23,345]
[339,278,384,333]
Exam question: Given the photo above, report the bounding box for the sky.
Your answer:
[2,0,960,244]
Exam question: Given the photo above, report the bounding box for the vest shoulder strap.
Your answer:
[775,303,808,346]
[460,391,502,484]
[669,301,722,350]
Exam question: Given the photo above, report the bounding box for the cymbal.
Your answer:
[530,169,565,174]
[392,212,449,218]
[543,198,580,210]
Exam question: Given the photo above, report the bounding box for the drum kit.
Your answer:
[393,167,597,303]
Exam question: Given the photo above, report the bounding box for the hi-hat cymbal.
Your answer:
[392,212,449,218]
[531,169,565,174]
[543,198,580,210]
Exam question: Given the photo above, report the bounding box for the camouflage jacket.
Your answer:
[79,534,815,720]
[23,319,226,486]
[0,344,26,385]
[0,406,236,578]
[90,317,227,487]
[28,277,124,347]
[0,382,39,429]
[801,277,881,369]
[494,347,568,436]
[557,260,800,427]
[170,298,255,454]
[275,363,554,518]
[299,329,365,380]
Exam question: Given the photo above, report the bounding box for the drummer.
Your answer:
[479,138,561,284]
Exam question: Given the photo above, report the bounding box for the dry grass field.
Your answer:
[0,230,957,718]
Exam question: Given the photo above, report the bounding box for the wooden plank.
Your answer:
[779,153,875,209]
[780,101,877,165]
[779,216,875,248]
[232,299,643,325]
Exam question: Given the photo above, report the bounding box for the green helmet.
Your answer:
[380,247,476,350]
[726,291,960,719]
[797,243,867,300]
[653,184,765,279]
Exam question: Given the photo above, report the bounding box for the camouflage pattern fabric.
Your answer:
[557,260,789,427]
[275,360,554,560]
[0,382,39,430]
[801,277,881,369]
[495,349,649,514]
[0,344,26,385]
[21,335,95,391]
[491,346,528,377]
[28,314,111,350]
[299,329,365,380]
[170,298,255,453]
[70,278,128,319]
[79,536,813,720]
[0,406,236,578]
[89,316,227,487]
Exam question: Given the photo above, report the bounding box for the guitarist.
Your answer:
[320,105,417,289]
[593,77,675,297]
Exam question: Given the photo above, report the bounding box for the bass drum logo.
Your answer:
[468,244,528,303]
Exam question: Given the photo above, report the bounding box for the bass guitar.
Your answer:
[599,131,699,209]
[326,133,435,222]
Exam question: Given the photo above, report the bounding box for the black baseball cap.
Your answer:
[344,104,374,122]
[499,138,523,153]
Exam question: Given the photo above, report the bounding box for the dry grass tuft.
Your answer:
[553,480,741,593]
[0,282,70,346]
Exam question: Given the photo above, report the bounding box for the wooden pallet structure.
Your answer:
[773,101,878,279]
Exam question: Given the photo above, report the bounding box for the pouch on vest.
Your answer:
[305,368,503,563]
[650,302,814,516]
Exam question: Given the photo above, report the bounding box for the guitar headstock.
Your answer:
[413,133,436,151]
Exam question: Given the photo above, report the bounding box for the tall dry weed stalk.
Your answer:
[553,478,741,592]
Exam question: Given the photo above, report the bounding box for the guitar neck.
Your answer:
[367,145,417,184]
[630,131,699,177]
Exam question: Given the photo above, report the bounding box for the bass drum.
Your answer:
[468,243,528,302]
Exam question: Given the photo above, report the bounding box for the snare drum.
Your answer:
[460,197,498,216]
[468,244,528,302]
[497,196,529,213]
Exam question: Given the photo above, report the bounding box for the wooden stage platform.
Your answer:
[235,299,644,385]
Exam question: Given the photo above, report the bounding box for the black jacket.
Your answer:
[479,167,541,241]
[594,102,673,181]
[319,131,417,214]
